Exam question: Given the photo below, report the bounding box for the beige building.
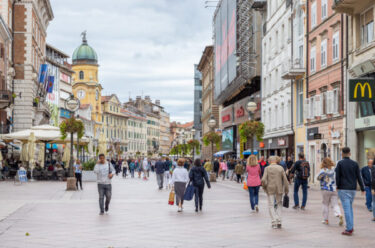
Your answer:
[159,109,170,155]
[170,121,194,151]
[122,108,147,158]
[197,46,219,160]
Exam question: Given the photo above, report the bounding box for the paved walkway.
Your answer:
[0,174,373,248]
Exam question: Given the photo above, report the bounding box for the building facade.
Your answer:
[159,109,171,155]
[122,108,147,158]
[193,64,202,141]
[333,0,375,167]
[198,46,219,160]
[12,0,54,131]
[305,0,347,180]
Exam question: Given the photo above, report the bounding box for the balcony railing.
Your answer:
[281,58,305,80]
[332,0,356,15]
[0,90,11,109]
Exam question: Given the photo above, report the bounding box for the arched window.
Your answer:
[79,71,84,80]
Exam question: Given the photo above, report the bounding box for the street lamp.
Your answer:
[246,101,257,154]
[207,115,217,162]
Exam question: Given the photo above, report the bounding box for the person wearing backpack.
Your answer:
[290,153,310,210]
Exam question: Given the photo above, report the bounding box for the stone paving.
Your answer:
[0,174,374,248]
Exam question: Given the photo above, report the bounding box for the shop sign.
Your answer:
[236,106,245,118]
[278,138,286,146]
[222,114,231,123]
[220,105,233,128]
[355,115,375,130]
[349,78,375,102]
[234,96,250,124]
[60,73,71,84]
[307,127,319,140]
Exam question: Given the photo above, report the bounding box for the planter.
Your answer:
[82,170,96,182]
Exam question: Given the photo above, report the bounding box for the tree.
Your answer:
[203,131,221,161]
[239,120,264,152]
[187,139,200,157]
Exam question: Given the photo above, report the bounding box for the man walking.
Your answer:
[291,153,310,210]
[335,147,365,235]
[227,159,235,180]
[155,158,165,189]
[94,154,115,215]
[361,159,373,212]
[261,156,289,229]
[213,159,220,177]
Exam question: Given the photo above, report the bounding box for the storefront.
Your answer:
[355,116,375,167]
[260,135,294,159]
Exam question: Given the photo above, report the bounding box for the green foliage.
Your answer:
[82,159,96,171]
[239,120,265,144]
[59,117,85,140]
[202,132,221,150]
[187,139,200,155]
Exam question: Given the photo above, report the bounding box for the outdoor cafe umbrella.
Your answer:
[37,144,45,167]
[28,132,36,166]
[20,143,28,162]
[98,133,107,156]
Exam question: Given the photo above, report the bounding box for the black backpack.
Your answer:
[300,161,310,180]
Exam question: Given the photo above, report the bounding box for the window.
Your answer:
[361,8,374,46]
[321,91,327,115]
[310,46,316,72]
[79,71,84,80]
[311,2,317,28]
[333,87,340,113]
[297,80,304,125]
[321,39,327,67]
[321,0,327,20]
[310,96,315,118]
[332,32,340,61]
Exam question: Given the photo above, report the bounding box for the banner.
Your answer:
[38,64,48,83]
[349,78,375,102]
[46,76,55,93]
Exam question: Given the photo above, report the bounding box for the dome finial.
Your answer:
[81,30,87,44]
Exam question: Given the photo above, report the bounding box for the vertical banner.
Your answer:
[47,76,55,93]
[38,64,48,83]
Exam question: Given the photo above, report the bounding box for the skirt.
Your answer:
[174,181,187,206]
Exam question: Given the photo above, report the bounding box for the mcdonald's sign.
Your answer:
[349,79,375,102]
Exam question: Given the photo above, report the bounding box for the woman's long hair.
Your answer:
[247,155,258,167]
[194,159,202,167]
[321,157,334,169]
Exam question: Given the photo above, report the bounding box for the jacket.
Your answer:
[290,160,310,180]
[220,162,227,171]
[317,168,337,192]
[258,160,268,178]
[361,166,372,187]
[204,161,213,172]
[213,161,220,172]
[246,164,261,187]
[234,163,244,175]
[261,164,289,195]
[228,162,235,170]
[335,157,365,191]
[372,167,375,190]
[189,166,211,188]
[155,161,165,174]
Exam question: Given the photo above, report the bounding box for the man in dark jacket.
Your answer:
[361,159,373,211]
[290,153,310,210]
[213,159,220,177]
[335,147,365,236]
[155,158,165,190]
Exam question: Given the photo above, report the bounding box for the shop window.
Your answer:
[359,102,375,117]
[361,8,374,46]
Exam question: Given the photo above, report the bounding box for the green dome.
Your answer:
[72,34,98,64]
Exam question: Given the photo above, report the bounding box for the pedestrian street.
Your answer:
[0,175,373,248]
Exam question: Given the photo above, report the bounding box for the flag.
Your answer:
[38,64,48,83]
[46,76,55,93]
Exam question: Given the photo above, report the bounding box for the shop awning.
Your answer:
[243,149,259,155]
[213,150,232,157]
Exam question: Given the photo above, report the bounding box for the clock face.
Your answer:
[77,90,86,100]
[95,90,99,101]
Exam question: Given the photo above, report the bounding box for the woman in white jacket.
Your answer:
[171,158,189,212]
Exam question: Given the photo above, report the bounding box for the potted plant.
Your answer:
[81,159,97,182]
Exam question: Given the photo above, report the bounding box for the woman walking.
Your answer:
[129,159,135,178]
[317,157,344,226]
[234,160,244,183]
[219,159,227,180]
[171,158,189,212]
[189,159,211,212]
[122,160,128,178]
[246,155,261,212]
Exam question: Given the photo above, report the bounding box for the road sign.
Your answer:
[349,78,375,102]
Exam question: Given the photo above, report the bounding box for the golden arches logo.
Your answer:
[353,82,372,99]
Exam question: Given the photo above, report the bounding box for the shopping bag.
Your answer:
[283,194,289,208]
[168,190,175,205]
[243,182,248,190]
[183,181,195,201]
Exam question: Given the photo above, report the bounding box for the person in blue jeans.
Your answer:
[361,159,373,211]
[290,153,310,210]
[371,165,375,221]
[335,147,365,236]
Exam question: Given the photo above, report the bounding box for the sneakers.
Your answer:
[341,230,353,236]
[292,205,300,210]
[195,208,198,213]
[272,224,278,229]
[99,212,104,215]
[255,205,259,212]
[177,207,182,212]
[339,216,344,226]
[277,223,282,229]
[105,205,109,212]
[301,206,306,210]
[322,220,328,225]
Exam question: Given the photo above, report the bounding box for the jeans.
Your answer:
[267,194,283,225]
[130,169,135,178]
[122,168,127,178]
[248,186,260,210]
[75,173,82,190]
[236,174,242,183]
[294,178,308,207]
[228,169,234,180]
[194,184,205,210]
[338,190,356,231]
[373,194,375,218]
[98,184,112,213]
[156,173,164,189]
[365,186,372,210]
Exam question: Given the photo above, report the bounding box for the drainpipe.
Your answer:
[11,0,17,133]
[290,3,295,158]
[344,14,348,147]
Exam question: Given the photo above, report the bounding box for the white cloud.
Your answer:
[47,0,214,123]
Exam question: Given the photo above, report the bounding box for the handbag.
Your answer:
[168,190,175,205]
[243,182,248,190]
[183,181,195,201]
[283,194,289,208]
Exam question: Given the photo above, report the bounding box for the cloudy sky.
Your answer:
[47,0,215,123]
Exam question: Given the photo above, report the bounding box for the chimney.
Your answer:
[145,96,151,101]
[155,100,160,106]
[136,96,141,101]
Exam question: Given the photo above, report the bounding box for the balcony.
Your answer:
[332,0,372,15]
[281,58,305,80]
[251,0,267,10]
[0,90,11,109]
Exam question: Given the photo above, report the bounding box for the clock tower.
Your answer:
[72,32,103,139]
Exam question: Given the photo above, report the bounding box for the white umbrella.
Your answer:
[37,144,45,167]
[20,143,28,162]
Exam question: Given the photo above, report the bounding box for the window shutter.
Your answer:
[314,95,321,117]
[304,98,310,120]
[333,89,339,113]
[327,91,334,114]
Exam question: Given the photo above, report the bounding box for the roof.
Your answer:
[121,109,147,121]
[72,34,98,64]
[176,121,194,129]
[101,96,111,103]
[79,104,91,110]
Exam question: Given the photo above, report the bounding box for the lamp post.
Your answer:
[207,115,217,162]
[246,101,257,154]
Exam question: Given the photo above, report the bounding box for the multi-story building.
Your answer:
[71,33,103,142]
[45,44,73,126]
[193,64,202,141]
[198,46,219,160]
[122,108,147,158]
[0,9,13,134]
[170,121,194,154]
[12,0,54,131]
[333,0,375,166]
[101,94,129,158]
[305,0,347,180]
[159,109,171,155]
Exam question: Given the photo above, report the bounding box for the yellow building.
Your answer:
[71,33,103,140]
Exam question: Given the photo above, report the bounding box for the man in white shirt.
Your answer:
[94,154,115,215]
